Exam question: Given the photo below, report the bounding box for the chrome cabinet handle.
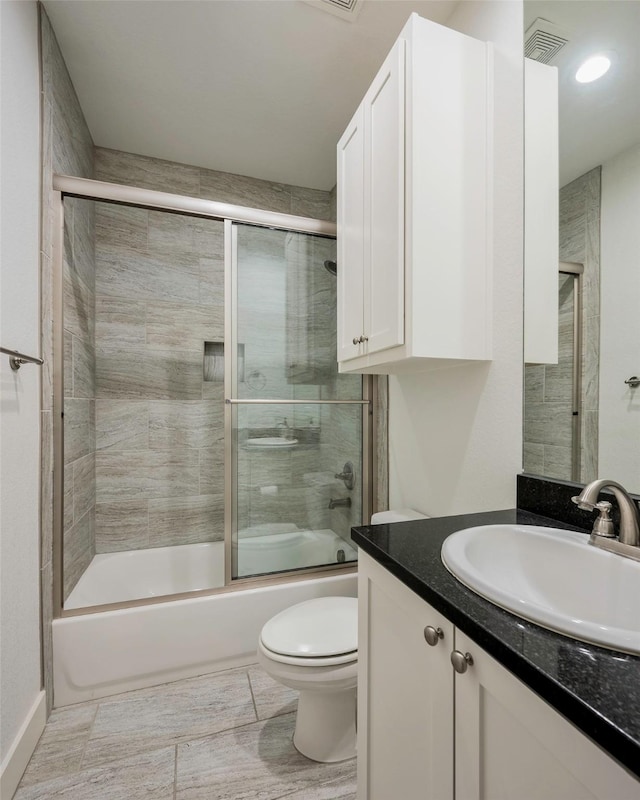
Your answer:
[424,626,444,646]
[451,650,474,673]
[353,337,360,345]
[624,376,640,388]
[360,335,368,343]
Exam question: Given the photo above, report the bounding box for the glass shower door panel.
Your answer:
[235,224,361,402]
[231,223,365,580]
[232,403,362,579]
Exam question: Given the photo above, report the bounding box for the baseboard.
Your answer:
[0,690,46,800]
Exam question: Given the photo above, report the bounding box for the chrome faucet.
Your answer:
[276,418,292,440]
[328,497,352,510]
[572,479,640,560]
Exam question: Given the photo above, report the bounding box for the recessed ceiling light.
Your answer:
[575,54,611,83]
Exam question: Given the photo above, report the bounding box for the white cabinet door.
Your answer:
[364,38,405,356]
[358,553,454,800]
[454,629,640,800]
[337,104,366,362]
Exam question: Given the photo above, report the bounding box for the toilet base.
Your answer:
[293,686,356,763]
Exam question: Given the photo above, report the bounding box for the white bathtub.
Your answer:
[53,534,357,706]
[65,530,357,608]
[236,527,357,577]
[65,542,227,609]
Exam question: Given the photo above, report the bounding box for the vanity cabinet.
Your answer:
[358,551,640,800]
[337,14,492,375]
[358,550,454,799]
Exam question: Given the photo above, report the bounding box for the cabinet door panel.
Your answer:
[364,38,405,355]
[454,630,640,800]
[337,104,366,361]
[358,553,453,800]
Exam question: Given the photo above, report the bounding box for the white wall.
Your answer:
[0,0,45,794]
[389,0,523,516]
[599,142,640,488]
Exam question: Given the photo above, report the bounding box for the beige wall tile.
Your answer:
[148,494,224,546]
[95,501,149,552]
[96,400,149,452]
[95,147,200,196]
[96,450,199,503]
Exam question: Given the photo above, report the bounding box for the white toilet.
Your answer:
[258,596,358,762]
[258,510,427,763]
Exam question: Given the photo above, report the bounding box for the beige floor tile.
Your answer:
[81,669,256,769]
[277,771,357,800]
[176,712,355,800]
[19,702,98,787]
[248,665,297,720]
[15,746,176,800]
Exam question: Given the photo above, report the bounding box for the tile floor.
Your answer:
[15,665,357,800]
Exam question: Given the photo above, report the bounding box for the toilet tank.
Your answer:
[370,509,428,524]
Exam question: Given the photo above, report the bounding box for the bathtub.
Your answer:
[65,529,357,608]
[53,534,357,706]
[65,541,227,609]
[236,527,357,577]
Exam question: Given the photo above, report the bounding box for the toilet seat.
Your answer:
[258,638,357,667]
[260,596,357,662]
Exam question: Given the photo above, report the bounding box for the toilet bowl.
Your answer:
[257,596,358,763]
[258,511,427,762]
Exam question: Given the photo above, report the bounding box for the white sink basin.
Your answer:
[441,524,640,655]
[245,437,298,449]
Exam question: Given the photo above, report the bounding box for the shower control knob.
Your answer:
[424,626,444,646]
[451,650,474,674]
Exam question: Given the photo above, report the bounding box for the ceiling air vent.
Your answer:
[525,18,570,64]
[303,0,364,23]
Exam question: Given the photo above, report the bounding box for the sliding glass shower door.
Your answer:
[227,223,369,580]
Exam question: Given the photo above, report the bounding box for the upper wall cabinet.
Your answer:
[337,14,493,374]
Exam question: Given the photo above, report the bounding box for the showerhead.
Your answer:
[323,260,337,277]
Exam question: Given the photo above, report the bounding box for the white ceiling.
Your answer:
[525,0,640,187]
[43,0,457,191]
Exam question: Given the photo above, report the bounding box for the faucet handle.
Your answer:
[592,501,616,539]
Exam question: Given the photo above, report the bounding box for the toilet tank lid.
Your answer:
[261,597,357,658]
[370,509,429,524]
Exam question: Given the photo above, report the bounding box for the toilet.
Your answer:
[258,509,427,763]
[258,596,358,762]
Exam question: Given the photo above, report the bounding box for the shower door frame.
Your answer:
[559,261,584,482]
[51,174,373,619]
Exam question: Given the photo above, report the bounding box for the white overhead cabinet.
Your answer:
[337,14,493,374]
[358,552,640,800]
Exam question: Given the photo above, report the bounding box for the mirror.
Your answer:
[523,0,640,493]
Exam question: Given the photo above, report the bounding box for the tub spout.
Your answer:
[328,497,352,510]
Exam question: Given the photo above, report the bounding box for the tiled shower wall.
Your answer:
[93,148,342,551]
[93,204,226,551]
[523,166,601,481]
[40,7,96,704]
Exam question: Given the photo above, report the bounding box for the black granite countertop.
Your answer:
[351,508,640,781]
